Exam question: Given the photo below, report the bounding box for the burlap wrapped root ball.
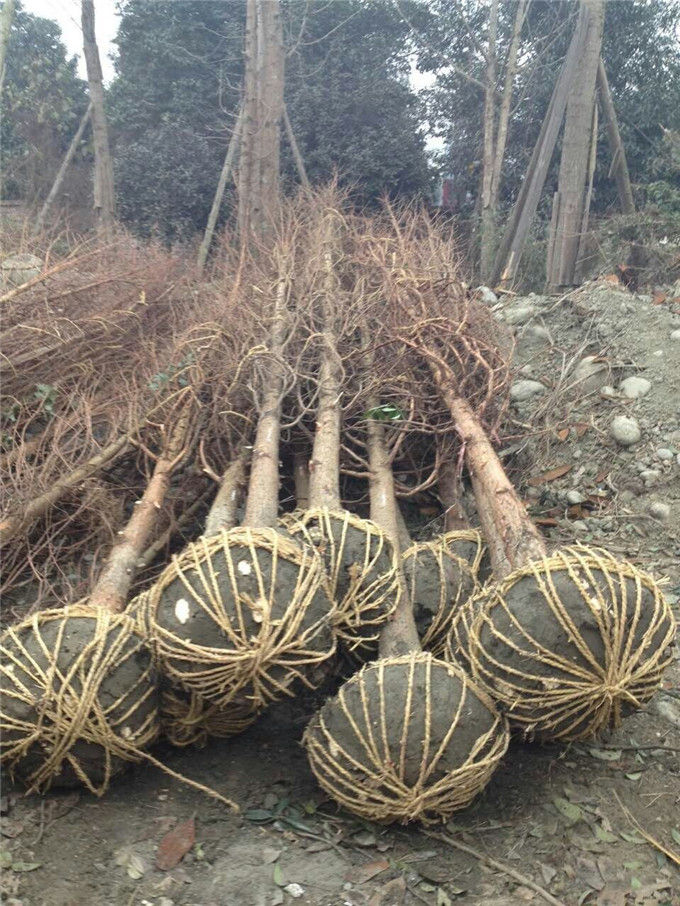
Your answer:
[0,606,159,795]
[303,652,509,824]
[286,508,400,656]
[402,537,477,656]
[461,546,677,741]
[146,527,336,713]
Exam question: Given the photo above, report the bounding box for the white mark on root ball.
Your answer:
[174,598,191,624]
[238,560,252,576]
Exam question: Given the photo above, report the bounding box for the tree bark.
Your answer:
[242,271,288,528]
[81,0,115,237]
[283,104,310,190]
[204,451,249,536]
[0,0,16,99]
[490,6,589,287]
[89,410,191,613]
[237,0,284,240]
[547,0,606,288]
[479,0,499,282]
[34,103,92,235]
[197,106,243,272]
[438,460,469,531]
[596,58,635,215]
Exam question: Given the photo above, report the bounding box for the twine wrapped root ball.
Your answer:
[402,538,477,657]
[286,508,400,655]
[160,685,258,748]
[0,606,159,795]
[463,546,677,741]
[303,652,509,825]
[441,529,489,581]
[147,526,336,711]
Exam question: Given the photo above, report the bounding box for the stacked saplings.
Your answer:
[303,280,509,825]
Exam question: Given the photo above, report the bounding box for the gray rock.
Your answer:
[521,324,551,344]
[503,305,536,326]
[648,501,671,522]
[566,490,586,505]
[610,415,641,446]
[656,448,674,461]
[1,253,43,286]
[652,349,665,358]
[640,469,660,484]
[619,376,651,399]
[671,329,680,341]
[572,355,610,393]
[600,385,617,398]
[476,285,498,305]
[571,520,589,534]
[510,379,546,402]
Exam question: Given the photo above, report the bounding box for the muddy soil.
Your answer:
[2,279,679,906]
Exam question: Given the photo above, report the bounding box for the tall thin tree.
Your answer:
[0,0,16,98]
[547,0,606,287]
[81,0,115,236]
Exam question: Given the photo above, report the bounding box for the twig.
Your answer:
[424,830,568,906]
[592,744,680,754]
[613,790,680,867]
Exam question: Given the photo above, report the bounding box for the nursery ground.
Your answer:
[2,278,680,906]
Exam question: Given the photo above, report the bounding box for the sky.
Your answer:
[23,0,121,82]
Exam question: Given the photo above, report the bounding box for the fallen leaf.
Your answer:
[273,862,284,886]
[244,808,273,823]
[11,860,41,873]
[555,427,570,442]
[155,817,195,871]
[595,469,610,483]
[596,882,628,906]
[540,863,557,886]
[262,847,281,864]
[368,876,406,906]
[534,517,559,527]
[1,820,24,838]
[620,831,644,844]
[574,422,589,438]
[625,772,642,781]
[594,825,618,844]
[589,748,622,762]
[554,796,583,825]
[353,830,377,847]
[305,841,331,853]
[527,464,573,486]
[652,291,667,305]
[436,889,452,906]
[350,859,390,884]
[575,856,605,891]
[671,828,680,846]
[0,850,12,869]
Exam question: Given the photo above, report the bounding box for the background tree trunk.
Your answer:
[238,0,284,240]
[597,59,635,215]
[0,0,15,98]
[197,105,242,272]
[479,0,499,282]
[547,0,606,288]
[81,0,115,237]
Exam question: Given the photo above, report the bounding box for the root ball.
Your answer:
[148,527,336,710]
[303,652,509,824]
[466,546,677,741]
[402,539,476,656]
[0,606,159,795]
[287,509,399,655]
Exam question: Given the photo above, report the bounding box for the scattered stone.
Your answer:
[1,253,43,286]
[600,385,616,398]
[652,349,664,358]
[619,376,651,399]
[503,305,536,326]
[670,329,680,341]
[648,501,670,522]
[610,415,641,446]
[510,379,546,402]
[572,356,610,393]
[476,285,498,305]
[656,448,674,461]
[522,324,551,344]
[571,520,589,534]
[566,490,586,505]
[640,469,660,484]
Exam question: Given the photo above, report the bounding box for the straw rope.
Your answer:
[285,508,400,654]
[402,537,477,656]
[303,651,509,825]
[0,606,240,810]
[147,526,336,710]
[465,545,677,741]
[441,529,487,577]
[160,685,258,748]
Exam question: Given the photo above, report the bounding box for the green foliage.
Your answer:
[33,383,58,416]
[110,0,432,238]
[0,1,88,201]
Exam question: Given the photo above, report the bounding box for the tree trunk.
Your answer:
[547,0,606,288]
[204,451,249,536]
[237,0,284,240]
[490,6,589,287]
[81,0,115,237]
[438,460,469,531]
[197,106,243,272]
[0,0,16,98]
[283,104,310,190]
[479,0,499,282]
[596,59,635,215]
[34,103,92,235]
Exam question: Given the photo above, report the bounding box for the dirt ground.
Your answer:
[2,278,679,906]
